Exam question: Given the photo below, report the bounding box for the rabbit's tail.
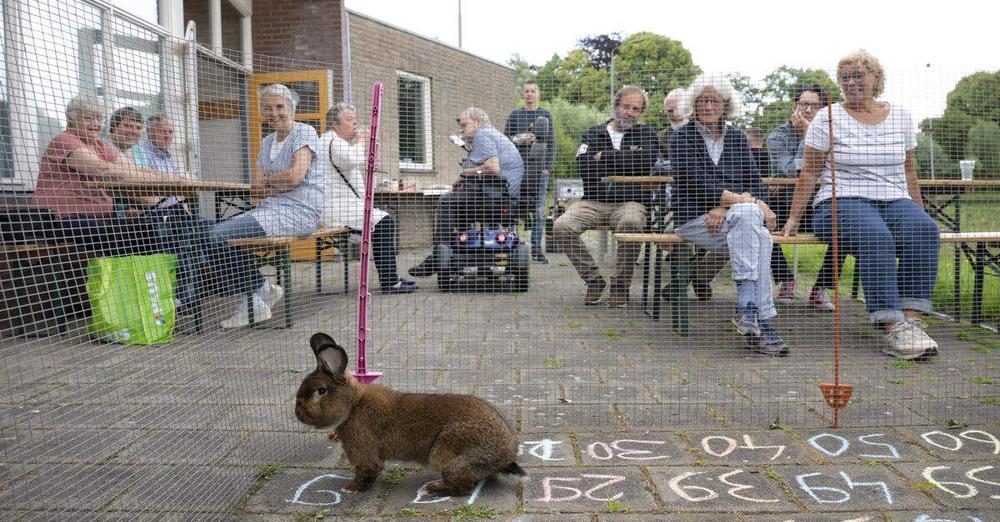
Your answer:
[499,462,527,477]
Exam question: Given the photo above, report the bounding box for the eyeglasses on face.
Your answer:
[796,102,822,110]
[838,70,868,83]
[696,97,724,106]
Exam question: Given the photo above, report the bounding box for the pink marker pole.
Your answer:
[354,82,384,384]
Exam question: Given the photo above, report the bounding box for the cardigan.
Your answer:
[669,121,765,225]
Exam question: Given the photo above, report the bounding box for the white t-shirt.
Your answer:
[804,102,916,204]
[606,122,625,150]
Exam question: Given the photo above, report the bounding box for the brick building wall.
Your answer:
[346,11,516,187]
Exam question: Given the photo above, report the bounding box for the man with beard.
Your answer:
[553,85,660,307]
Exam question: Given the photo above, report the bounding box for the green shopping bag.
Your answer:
[86,253,177,345]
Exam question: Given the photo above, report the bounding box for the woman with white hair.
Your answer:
[782,50,940,360]
[669,75,788,356]
[211,83,324,328]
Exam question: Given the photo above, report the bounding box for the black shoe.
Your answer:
[691,280,713,301]
[381,279,418,294]
[408,256,436,277]
[532,252,549,264]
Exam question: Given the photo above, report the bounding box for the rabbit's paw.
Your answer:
[341,478,374,492]
[327,430,339,441]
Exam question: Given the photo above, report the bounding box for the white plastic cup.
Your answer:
[960,160,976,181]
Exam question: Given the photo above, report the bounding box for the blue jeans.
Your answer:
[211,213,267,293]
[675,203,776,320]
[531,175,550,250]
[812,198,939,325]
[212,212,266,241]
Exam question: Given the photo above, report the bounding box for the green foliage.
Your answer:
[546,97,608,178]
[947,71,1000,124]
[612,32,700,130]
[729,66,839,131]
[552,49,612,109]
[921,109,978,164]
[507,53,535,94]
[915,133,960,178]
[452,506,499,520]
[965,119,1000,176]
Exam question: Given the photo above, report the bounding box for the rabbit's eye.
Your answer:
[316,387,327,396]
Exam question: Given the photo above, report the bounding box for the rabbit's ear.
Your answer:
[310,333,348,382]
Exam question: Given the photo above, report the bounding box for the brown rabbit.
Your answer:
[294,333,526,495]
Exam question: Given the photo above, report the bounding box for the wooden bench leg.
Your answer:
[650,244,665,321]
[640,242,652,312]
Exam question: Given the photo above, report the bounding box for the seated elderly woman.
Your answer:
[782,49,940,360]
[212,83,324,328]
[669,75,788,356]
[29,94,182,255]
[319,102,416,294]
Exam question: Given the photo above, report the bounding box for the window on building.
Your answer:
[397,71,432,171]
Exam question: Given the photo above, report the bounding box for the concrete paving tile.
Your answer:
[794,428,933,463]
[744,512,887,521]
[109,465,257,512]
[111,429,246,465]
[775,464,938,512]
[521,467,657,514]
[892,462,1000,511]
[681,430,808,466]
[577,432,692,466]
[380,471,518,514]
[222,430,346,467]
[124,403,231,430]
[648,466,797,513]
[619,402,725,428]
[517,432,577,467]
[897,425,1000,461]
[5,427,137,464]
[15,509,162,521]
[240,467,385,515]
[522,403,615,432]
[879,511,998,522]
[0,463,149,510]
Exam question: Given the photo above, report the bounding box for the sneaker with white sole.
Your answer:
[732,303,761,336]
[881,319,938,360]
[809,288,836,311]
[776,279,796,303]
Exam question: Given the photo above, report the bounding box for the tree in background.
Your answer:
[577,33,622,70]
[920,70,1000,177]
[611,32,700,130]
[729,66,840,133]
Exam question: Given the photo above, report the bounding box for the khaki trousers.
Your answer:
[553,200,646,287]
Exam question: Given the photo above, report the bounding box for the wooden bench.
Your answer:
[615,231,1000,335]
[229,226,352,328]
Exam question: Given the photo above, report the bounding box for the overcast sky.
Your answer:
[345,0,1000,125]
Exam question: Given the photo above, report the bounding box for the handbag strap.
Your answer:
[329,140,361,199]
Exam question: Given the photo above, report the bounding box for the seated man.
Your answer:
[409,107,524,277]
[554,85,660,308]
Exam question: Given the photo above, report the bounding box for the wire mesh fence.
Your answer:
[1,0,999,518]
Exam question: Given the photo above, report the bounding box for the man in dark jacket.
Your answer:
[553,85,660,307]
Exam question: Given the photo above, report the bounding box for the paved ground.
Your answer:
[1,245,998,520]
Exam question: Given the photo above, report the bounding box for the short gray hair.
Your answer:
[683,75,742,120]
[460,107,490,125]
[146,112,173,127]
[261,83,299,115]
[65,94,105,123]
[665,87,686,104]
[326,102,356,128]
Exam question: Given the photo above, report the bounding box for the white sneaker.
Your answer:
[881,319,938,359]
[221,293,272,328]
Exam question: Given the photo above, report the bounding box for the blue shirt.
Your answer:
[766,122,803,177]
[468,123,524,199]
[136,138,180,173]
